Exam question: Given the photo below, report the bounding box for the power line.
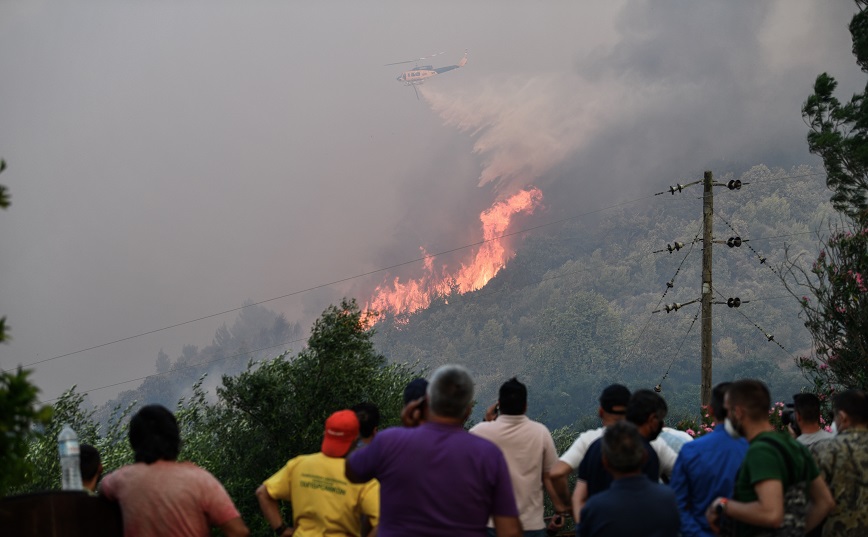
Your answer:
[658,306,702,387]
[37,336,307,405]
[710,285,794,358]
[621,221,704,368]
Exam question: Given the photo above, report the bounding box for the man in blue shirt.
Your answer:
[670,382,748,537]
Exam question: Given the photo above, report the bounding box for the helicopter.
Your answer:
[386,50,468,99]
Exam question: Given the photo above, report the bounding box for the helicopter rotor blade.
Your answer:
[384,59,419,66]
[386,51,447,66]
[419,51,446,60]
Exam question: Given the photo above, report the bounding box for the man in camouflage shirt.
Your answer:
[811,389,868,537]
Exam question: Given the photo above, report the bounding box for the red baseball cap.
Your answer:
[321,410,360,457]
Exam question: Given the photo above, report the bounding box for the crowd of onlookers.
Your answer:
[86,364,867,537]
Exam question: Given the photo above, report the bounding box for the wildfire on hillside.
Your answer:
[365,187,543,321]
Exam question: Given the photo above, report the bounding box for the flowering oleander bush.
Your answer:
[768,401,788,433]
[675,404,716,439]
[783,224,868,396]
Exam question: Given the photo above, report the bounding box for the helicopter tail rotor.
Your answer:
[458,49,468,67]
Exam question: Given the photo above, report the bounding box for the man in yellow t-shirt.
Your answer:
[256,410,379,537]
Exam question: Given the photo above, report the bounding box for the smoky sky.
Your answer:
[0,0,862,405]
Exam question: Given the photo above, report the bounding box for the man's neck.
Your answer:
[428,414,465,426]
[610,469,643,480]
[799,422,822,435]
[744,420,775,442]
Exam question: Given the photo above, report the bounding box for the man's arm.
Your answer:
[651,438,678,477]
[543,471,572,517]
[345,457,366,484]
[669,454,704,537]
[400,397,426,427]
[219,517,251,537]
[492,515,522,537]
[805,475,835,532]
[571,479,588,524]
[709,480,785,530]
[255,484,292,536]
[548,460,573,480]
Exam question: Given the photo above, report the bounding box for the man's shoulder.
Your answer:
[580,437,604,463]
[679,428,740,453]
[578,426,604,441]
[464,429,505,451]
[812,430,868,459]
[752,431,809,456]
[294,452,338,466]
[374,424,420,443]
[469,420,498,436]
[586,435,604,452]
[522,417,555,438]
[745,432,809,473]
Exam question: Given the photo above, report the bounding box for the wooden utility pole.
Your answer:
[701,171,713,406]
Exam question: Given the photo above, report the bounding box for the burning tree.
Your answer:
[784,0,868,394]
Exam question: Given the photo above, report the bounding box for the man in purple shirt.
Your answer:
[346,364,522,537]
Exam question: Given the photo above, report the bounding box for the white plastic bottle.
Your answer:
[58,424,82,490]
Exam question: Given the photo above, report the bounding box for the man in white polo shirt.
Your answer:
[549,384,632,482]
[470,377,571,536]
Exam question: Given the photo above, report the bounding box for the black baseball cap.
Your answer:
[403,378,429,405]
[599,384,631,414]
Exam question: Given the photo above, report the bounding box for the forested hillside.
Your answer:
[88,164,830,432]
[372,164,832,427]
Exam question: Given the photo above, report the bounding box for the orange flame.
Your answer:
[365,187,543,318]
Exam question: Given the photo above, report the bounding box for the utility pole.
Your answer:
[701,171,713,406]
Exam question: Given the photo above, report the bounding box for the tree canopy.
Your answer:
[793,0,868,394]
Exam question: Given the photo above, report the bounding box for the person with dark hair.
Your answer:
[400,377,429,425]
[403,377,428,405]
[257,409,379,537]
[670,382,748,537]
[810,389,868,536]
[79,444,103,494]
[578,421,680,537]
[705,379,834,537]
[100,404,249,537]
[549,384,632,482]
[793,393,834,446]
[470,377,571,536]
[346,364,522,537]
[352,402,381,447]
[572,389,676,525]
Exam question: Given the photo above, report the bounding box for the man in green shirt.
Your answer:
[705,379,834,536]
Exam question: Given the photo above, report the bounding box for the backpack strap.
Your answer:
[756,435,802,485]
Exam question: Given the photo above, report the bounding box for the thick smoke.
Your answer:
[417,0,860,207]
